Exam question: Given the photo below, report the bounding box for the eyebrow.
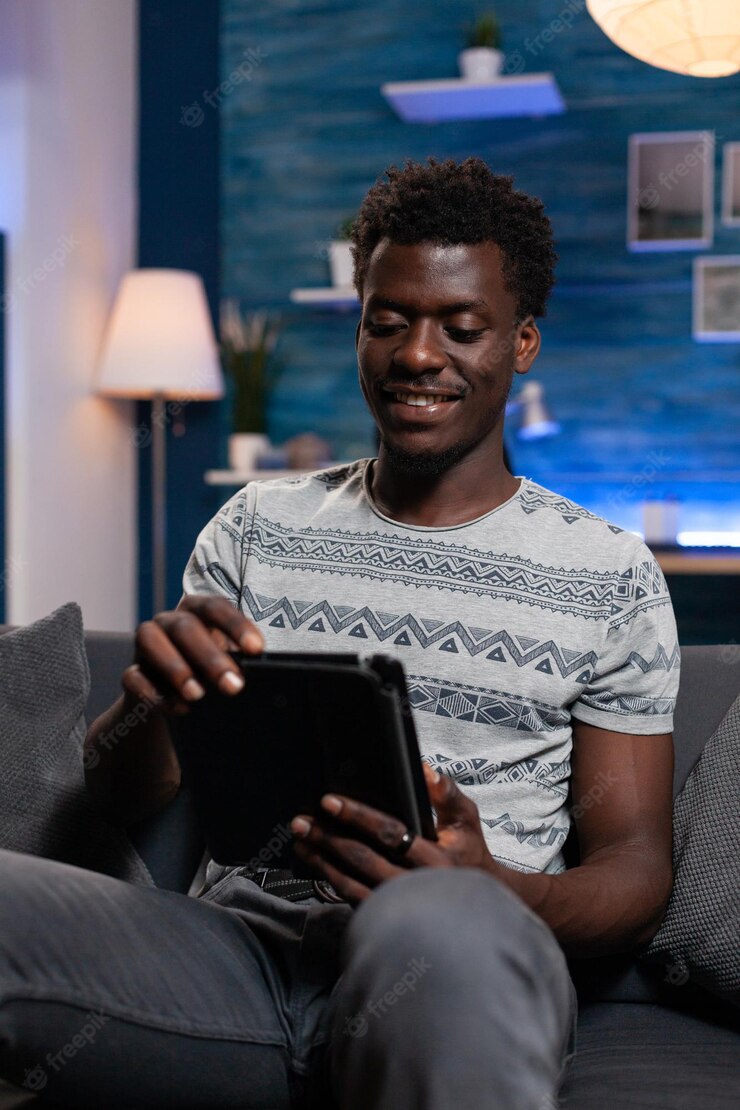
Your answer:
[368,297,489,314]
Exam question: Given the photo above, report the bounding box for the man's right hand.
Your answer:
[122,596,265,716]
[84,597,264,824]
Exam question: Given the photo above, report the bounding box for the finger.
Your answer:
[318,794,412,851]
[151,611,247,697]
[121,662,165,709]
[208,626,239,653]
[293,815,411,882]
[135,618,232,702]
[122,661,190,719]
[291,839,372,905]
[177,595,263,654]
[424,768,479,830]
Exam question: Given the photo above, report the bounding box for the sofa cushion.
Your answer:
[0,602,153,885]
[560,1000,740,1109]
[638,692,740,1008]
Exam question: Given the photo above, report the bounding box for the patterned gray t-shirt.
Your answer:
[182,460,679,879]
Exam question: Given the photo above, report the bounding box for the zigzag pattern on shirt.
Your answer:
[518,484,624,533]
[407,676,570,732]
[243,586,598,675]
[481,811,570,850]
[579,690,675,716]
[429,751,570,796]
[247,517,664,621]
[627,643,681,673]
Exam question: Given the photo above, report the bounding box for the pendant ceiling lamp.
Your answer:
[586,1,740,78]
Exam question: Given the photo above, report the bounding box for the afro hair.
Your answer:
[349,156,557,320]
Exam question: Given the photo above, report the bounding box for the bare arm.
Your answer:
[83,597,264,825]
[484,722,674,956]
[290,721,675,959]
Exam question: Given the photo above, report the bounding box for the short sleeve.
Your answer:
[571,547,680,735]
[180,485,257,608]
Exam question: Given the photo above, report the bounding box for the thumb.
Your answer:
[423,764,477,829]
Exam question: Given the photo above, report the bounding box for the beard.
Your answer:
[379,435,480,478]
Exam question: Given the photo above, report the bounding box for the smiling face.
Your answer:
[357,239,541,478]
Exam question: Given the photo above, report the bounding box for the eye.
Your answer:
[367,323,403,336]
[446,328,486,342]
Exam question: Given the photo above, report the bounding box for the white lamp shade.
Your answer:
[97,269,224,399]
[587,1,740,78]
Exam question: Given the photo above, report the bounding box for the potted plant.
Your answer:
[220,300,282,472]
[329,214,356,289]
[459,12,504,80]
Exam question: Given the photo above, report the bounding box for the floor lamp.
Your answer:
[97,270,224,615]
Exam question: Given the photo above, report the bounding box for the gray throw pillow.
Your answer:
[638,693,740,1007]
[0,602,153,885]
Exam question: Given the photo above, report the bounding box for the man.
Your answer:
[0,157,678,1109]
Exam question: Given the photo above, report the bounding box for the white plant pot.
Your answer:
[458,47,504,81]
[228,433,270,473]
[329,241,354,288]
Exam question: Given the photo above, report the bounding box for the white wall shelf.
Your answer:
[380,73,565,123]
[289,287,359,310]
[205,468,307,485]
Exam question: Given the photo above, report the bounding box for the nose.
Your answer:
[392,319,446,376]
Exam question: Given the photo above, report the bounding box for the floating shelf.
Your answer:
[205,468,306,485]
[381,73,565,123]
[290,287,359,310]
[205,466,350,486]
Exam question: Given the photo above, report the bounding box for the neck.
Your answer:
[369,442,519,528]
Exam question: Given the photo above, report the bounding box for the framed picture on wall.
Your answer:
[721,143,740,227]
[628,131,714,251]
[693,256,740,341]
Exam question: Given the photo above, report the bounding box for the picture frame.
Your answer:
[693,256,740,342]
[628,131,714,251]
[721,142,740,227]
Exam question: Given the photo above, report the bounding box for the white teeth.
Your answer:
[394,393,449,406]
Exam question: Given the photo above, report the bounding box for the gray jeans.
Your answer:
[0,848,577,1108]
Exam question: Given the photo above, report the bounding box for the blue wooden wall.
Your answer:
[221,0,740,535]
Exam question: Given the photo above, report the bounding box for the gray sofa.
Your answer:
[3,629,740,1107]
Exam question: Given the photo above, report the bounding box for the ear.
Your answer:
[513,316,541,376]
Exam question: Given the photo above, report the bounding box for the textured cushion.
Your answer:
[0,603,153,884]
[638,693,740,1007]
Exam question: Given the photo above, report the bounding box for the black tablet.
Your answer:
[171,652,436,869]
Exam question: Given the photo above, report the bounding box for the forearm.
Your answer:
[486,845,671,958]
[83,692,182,825]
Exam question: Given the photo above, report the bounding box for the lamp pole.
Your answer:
[151,394,167,615]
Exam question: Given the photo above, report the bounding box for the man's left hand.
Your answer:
[290,765,501,903]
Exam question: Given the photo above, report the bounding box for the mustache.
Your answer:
[378,375,468,396]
